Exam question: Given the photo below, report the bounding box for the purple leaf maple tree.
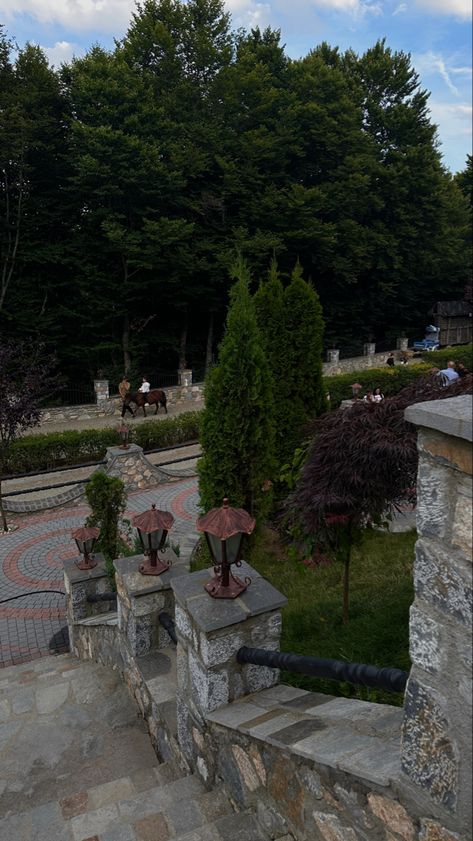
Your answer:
[0,340,59,531]
[290,372,472,624]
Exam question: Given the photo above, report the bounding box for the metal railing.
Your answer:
[236,646,407,694]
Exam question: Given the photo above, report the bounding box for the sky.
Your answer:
[1,0,471,173]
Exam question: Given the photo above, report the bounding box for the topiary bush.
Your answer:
[420,344,472,370]
[7,411,201,474]
[85,471,127,582]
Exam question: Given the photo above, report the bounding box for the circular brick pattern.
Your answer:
[0,478,199,668]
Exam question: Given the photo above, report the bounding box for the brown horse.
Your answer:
[124,389,167,417]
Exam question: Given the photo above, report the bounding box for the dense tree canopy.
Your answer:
[0,7,470,390]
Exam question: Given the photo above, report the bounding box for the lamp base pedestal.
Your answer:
[139,557,170,576]
[75,555,98,571]
[204,572,248,599]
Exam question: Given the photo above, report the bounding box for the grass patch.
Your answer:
[192,525,415,705]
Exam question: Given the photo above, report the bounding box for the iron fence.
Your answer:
[41,386,96,407]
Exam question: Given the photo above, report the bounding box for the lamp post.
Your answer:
[197,498,256,599]
[72,526,100,570]
[117,423,130,449]
[351,382,362,400]
[132,504,175,576]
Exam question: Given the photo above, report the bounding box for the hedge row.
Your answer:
[8,411,201,475]
[421,344,472,370]
[324,364,430,408]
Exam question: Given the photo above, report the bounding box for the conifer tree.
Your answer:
[254,258,287,463]
[281,261,325,461]
[198,257,275,518]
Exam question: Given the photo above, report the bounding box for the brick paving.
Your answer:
[0,478,199,669]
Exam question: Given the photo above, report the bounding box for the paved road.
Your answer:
[0,478,199,669]
[30,398,203,435]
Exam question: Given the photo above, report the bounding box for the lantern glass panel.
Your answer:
[149,528,166,551]
[74,536,85,554]
[207,532,243,565]
[83,535,96,554]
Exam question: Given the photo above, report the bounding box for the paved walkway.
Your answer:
[0,654,264,840]
[0,478,199,669]
[31,399,203,435]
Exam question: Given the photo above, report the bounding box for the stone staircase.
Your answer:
[0,654,272,841]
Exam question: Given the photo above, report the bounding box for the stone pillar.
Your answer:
[363,342,376,356]
[171,562,287,778]
[94,379,109,403]
[103,443,167,490]
[114,553,185,657]
[326,349,339,363]
[396,337,409,351]
[63,554,112,650]
[178,369,193,387]
[401,396,472,836]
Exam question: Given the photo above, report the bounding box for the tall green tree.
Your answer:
[254,258,287,462]
[198,257,275,518]
[281,262,325,461]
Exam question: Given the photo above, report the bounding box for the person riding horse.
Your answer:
[123,388,167,417]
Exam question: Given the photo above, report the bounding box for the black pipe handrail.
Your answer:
[237,646,408,694]
[159,611,178,644]
[0,589,66,604]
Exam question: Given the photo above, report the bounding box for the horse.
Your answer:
[123,389,167,417]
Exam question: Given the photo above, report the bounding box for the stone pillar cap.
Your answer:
[405,395,472,442]
[171,561,288,633]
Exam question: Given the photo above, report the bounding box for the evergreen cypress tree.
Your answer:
[198,257,275,519]
[282,261,325,461]
[254,258,287,463]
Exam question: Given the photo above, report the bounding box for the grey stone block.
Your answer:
[414,539,472,626]
[214,811,268,840]
[405,396,472,442]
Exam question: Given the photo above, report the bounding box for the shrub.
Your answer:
[421,344,472,370]
[324,364,430,408]
[85,472,127,581]
[7,411,201,474]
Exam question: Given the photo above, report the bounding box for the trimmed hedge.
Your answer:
[7,411,201,475]
[421,344,472,370]
[324,364,430,408]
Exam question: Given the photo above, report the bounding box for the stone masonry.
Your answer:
[104,444,170,491]
[401,395,472,836]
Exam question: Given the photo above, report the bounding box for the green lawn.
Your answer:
[192,525,416,705]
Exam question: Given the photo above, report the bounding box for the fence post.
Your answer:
[94,378,109,403]
[178,369,193,387]
[396,337,409,351]
[326,349,339,363]
[363,343,376,356]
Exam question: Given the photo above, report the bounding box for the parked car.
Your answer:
[412,338,440,351]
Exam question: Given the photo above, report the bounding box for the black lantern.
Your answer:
[132,504,175,576]
[351,382,362,399]
[118,423,130,449]
[197,498,256,599]
[72,525,100,570]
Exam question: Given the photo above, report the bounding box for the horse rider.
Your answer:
[119,374,133,417]
[138,375,151,405]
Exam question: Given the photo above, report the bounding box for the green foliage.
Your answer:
[421,344,473,371]
[324,364,430,408]
[198,257,275,518]
[85,472,127,580]
[280,262,325,460]
[8,411,201,473]
[191,524,415,705]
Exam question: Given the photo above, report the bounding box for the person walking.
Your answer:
[119,374,133,417]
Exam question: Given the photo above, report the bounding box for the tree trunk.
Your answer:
[179,318,188,370]
[122,312,131,374]
[205,313,214,373]
[342,548,351,625]
[0,479,8,532]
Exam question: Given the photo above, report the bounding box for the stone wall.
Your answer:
[40,384,204,424]
[64,395,472,841]
[322,351,401,376]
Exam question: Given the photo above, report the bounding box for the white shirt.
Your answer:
[139,381,150,393]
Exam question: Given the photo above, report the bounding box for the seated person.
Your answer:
[138,376,150,394]
[438,361,459,385]
[386,353,395,367]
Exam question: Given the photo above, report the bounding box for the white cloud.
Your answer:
[415,51,472,97]
[42,40,84,67]
[393,3,407,14]
[429,101,473,138]
[226,0,272,28]
[414,0,471,19]
[1,0,136,34]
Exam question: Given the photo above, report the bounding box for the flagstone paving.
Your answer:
[0,654,268,841]
[0,478,199,669]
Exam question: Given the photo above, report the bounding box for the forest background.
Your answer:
[0,0,471,392]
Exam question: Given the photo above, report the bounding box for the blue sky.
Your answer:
[2,0,471,173]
